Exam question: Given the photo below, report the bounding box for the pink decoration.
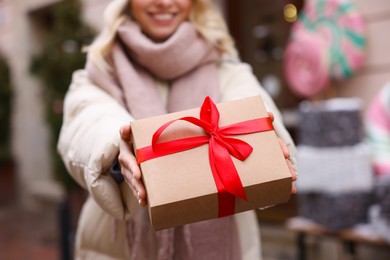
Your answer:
[284,0,366,98]
[284,31,330,98]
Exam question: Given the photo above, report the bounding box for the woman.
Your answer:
[58,0,297,259]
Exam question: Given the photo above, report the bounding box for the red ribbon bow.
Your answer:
[136,97,274,217]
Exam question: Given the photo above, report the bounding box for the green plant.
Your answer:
[30,0,96,188]
[0,54,12,165]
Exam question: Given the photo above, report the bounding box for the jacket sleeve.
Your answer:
[57,70,138,220]
[219,60,298,171]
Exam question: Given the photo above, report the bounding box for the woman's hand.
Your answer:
[118,124,147,206]
[268,112,297,194]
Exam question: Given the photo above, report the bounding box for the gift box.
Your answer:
[298,98,363,147]
[130,96,292,230]
[297,191,373,230]
[296,143,374,193]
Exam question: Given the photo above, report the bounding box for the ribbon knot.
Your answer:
[136,96,274,217]
[208,130,219,137]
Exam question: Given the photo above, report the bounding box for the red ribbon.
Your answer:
[136,97,274,217]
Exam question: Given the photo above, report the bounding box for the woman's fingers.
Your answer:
[291,183,297,194]
[278,137,291,159]
[276,136,297,194]
[119,124,147,206]
[286,159,297,181]
[266,116,297,194]
[119,154,147,205]
[120,124,132,141]
[286,159,297,194]
[126,173,147,202]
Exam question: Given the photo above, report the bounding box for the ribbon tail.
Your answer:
[210,139,248,201]
[217,190,236,218]
[209,141,236,217]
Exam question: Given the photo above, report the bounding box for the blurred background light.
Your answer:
[284,3,297,23]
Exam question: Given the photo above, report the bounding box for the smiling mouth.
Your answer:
[150,13,177,22]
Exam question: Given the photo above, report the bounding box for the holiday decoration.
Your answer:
[284,0,366,98]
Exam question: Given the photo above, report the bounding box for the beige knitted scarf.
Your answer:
[87,18,220,119]
[86,19,241,260]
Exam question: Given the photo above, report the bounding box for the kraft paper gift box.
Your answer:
[130,95,292,230]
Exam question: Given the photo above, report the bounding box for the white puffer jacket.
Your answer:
[58,59,296,259]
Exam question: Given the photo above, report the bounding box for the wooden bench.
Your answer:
[285,217,390,260]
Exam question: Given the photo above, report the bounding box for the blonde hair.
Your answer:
[87,0,238,72]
